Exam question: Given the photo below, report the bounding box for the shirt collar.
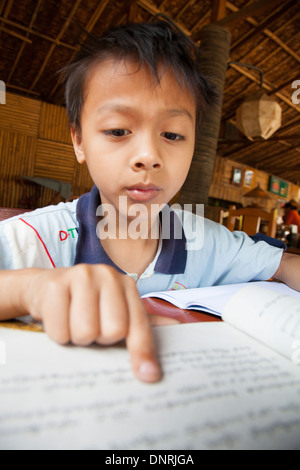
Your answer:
[75,186,187,275]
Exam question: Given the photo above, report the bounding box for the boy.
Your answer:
[0,21,299,383]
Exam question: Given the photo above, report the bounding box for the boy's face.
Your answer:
[72,58,196,222]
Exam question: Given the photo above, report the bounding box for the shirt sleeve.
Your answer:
[183,216,284,287]
[0,201,79,270]
[0,222,15,269]
[211,222,284,285]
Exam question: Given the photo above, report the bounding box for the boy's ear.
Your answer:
[71,127,86,164]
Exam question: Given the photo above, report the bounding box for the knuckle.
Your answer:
[102,323,128,344]
[125,275,136,288]
[99,264,121,282]
[48,329,70,346]
[71,328,96,346]
[70,318,98,346]
[73,264,94,284]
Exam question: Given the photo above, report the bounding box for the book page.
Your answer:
[142,281,300,317]
[223,284,300,360]
[1,324,300,450]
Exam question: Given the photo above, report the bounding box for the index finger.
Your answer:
[125,279,162,383]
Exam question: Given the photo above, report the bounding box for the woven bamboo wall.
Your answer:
[209,155,300,212]
[0,92,93,209]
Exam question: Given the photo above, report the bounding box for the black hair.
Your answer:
[61,20,219,134]
[284,203,297,210]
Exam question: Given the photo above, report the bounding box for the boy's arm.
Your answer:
[0,265,161,383]
[273,252,300,291]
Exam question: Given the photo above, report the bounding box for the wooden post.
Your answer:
[211,0,227,22]
[179,24,231,207]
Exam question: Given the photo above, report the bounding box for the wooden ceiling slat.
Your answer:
[128,0,138,23]
[215,0,286,28]
[7,0,43,84]
[29,0,83,91]
[137,0,191,35]
[227,1,300,63]
[0,25,32,43]
[265,28,300,64]
[159,0,168,9]
[0,0,13,18]
[175,0,196,21]
[230,1,293,53]
[220,134,300,144]
[190,9,210,34]
[210,0,227,22]
[84,0,111,32]
[228,62,300,113]
[224,39,297,105]
[0,16,77,50]
[5,83,40,95]
[48,0,115,100]
[0,0,6,16]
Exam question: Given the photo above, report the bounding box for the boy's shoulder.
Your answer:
[0,199,78,224]
[0,200,79,269]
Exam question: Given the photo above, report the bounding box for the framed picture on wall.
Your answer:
[268,175,288,198]
[243,170,254,187]
[231,167,243,186]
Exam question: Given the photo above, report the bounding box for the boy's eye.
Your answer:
[162,132,184,141]
[104,129,130,137]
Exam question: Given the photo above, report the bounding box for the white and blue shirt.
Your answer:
[0,186,285,296]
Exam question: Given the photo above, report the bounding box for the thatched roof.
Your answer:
[1,0,299,184]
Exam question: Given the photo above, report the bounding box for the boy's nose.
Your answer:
[130,139,163,171]
[132,158,161,170]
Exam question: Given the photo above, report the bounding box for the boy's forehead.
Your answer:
[84,58,196,113]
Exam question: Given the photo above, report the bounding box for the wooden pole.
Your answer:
[179,24,231,207]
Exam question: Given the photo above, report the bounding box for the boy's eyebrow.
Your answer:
[95,103,194,122]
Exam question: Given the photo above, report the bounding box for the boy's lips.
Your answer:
[126,184,161,202]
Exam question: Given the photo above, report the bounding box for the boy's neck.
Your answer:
[99,212,160,277]
[101,236,159,277]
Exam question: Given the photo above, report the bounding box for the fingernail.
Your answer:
[139,360,161,382]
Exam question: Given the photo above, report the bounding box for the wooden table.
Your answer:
[0,298,221,332]
[286,247,300,255]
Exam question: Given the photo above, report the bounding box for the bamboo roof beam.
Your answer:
[48,0,112,100]
[5,83,40,96]
[7,0,43,84]
[137,0,190,36]
[0,16,77,50]
[0,25,32,43]
[30,0,83,91]
[216,0,284,28]
[211,0,227,22]
[227,1,300,63]
[175,0,197,21]
[228,62,300,114]
[158,0,168,9]
[230,1,293,52]
[128,0,138,23]
[84,0,111,32]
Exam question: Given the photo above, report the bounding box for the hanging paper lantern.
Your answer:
[235,91,282,140]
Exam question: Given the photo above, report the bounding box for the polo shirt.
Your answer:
[0,186,284,296]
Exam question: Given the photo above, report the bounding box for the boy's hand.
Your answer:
[22,265,161,383]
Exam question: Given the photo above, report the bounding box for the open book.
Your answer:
[143,281,300,362]
[1,281,300,449]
